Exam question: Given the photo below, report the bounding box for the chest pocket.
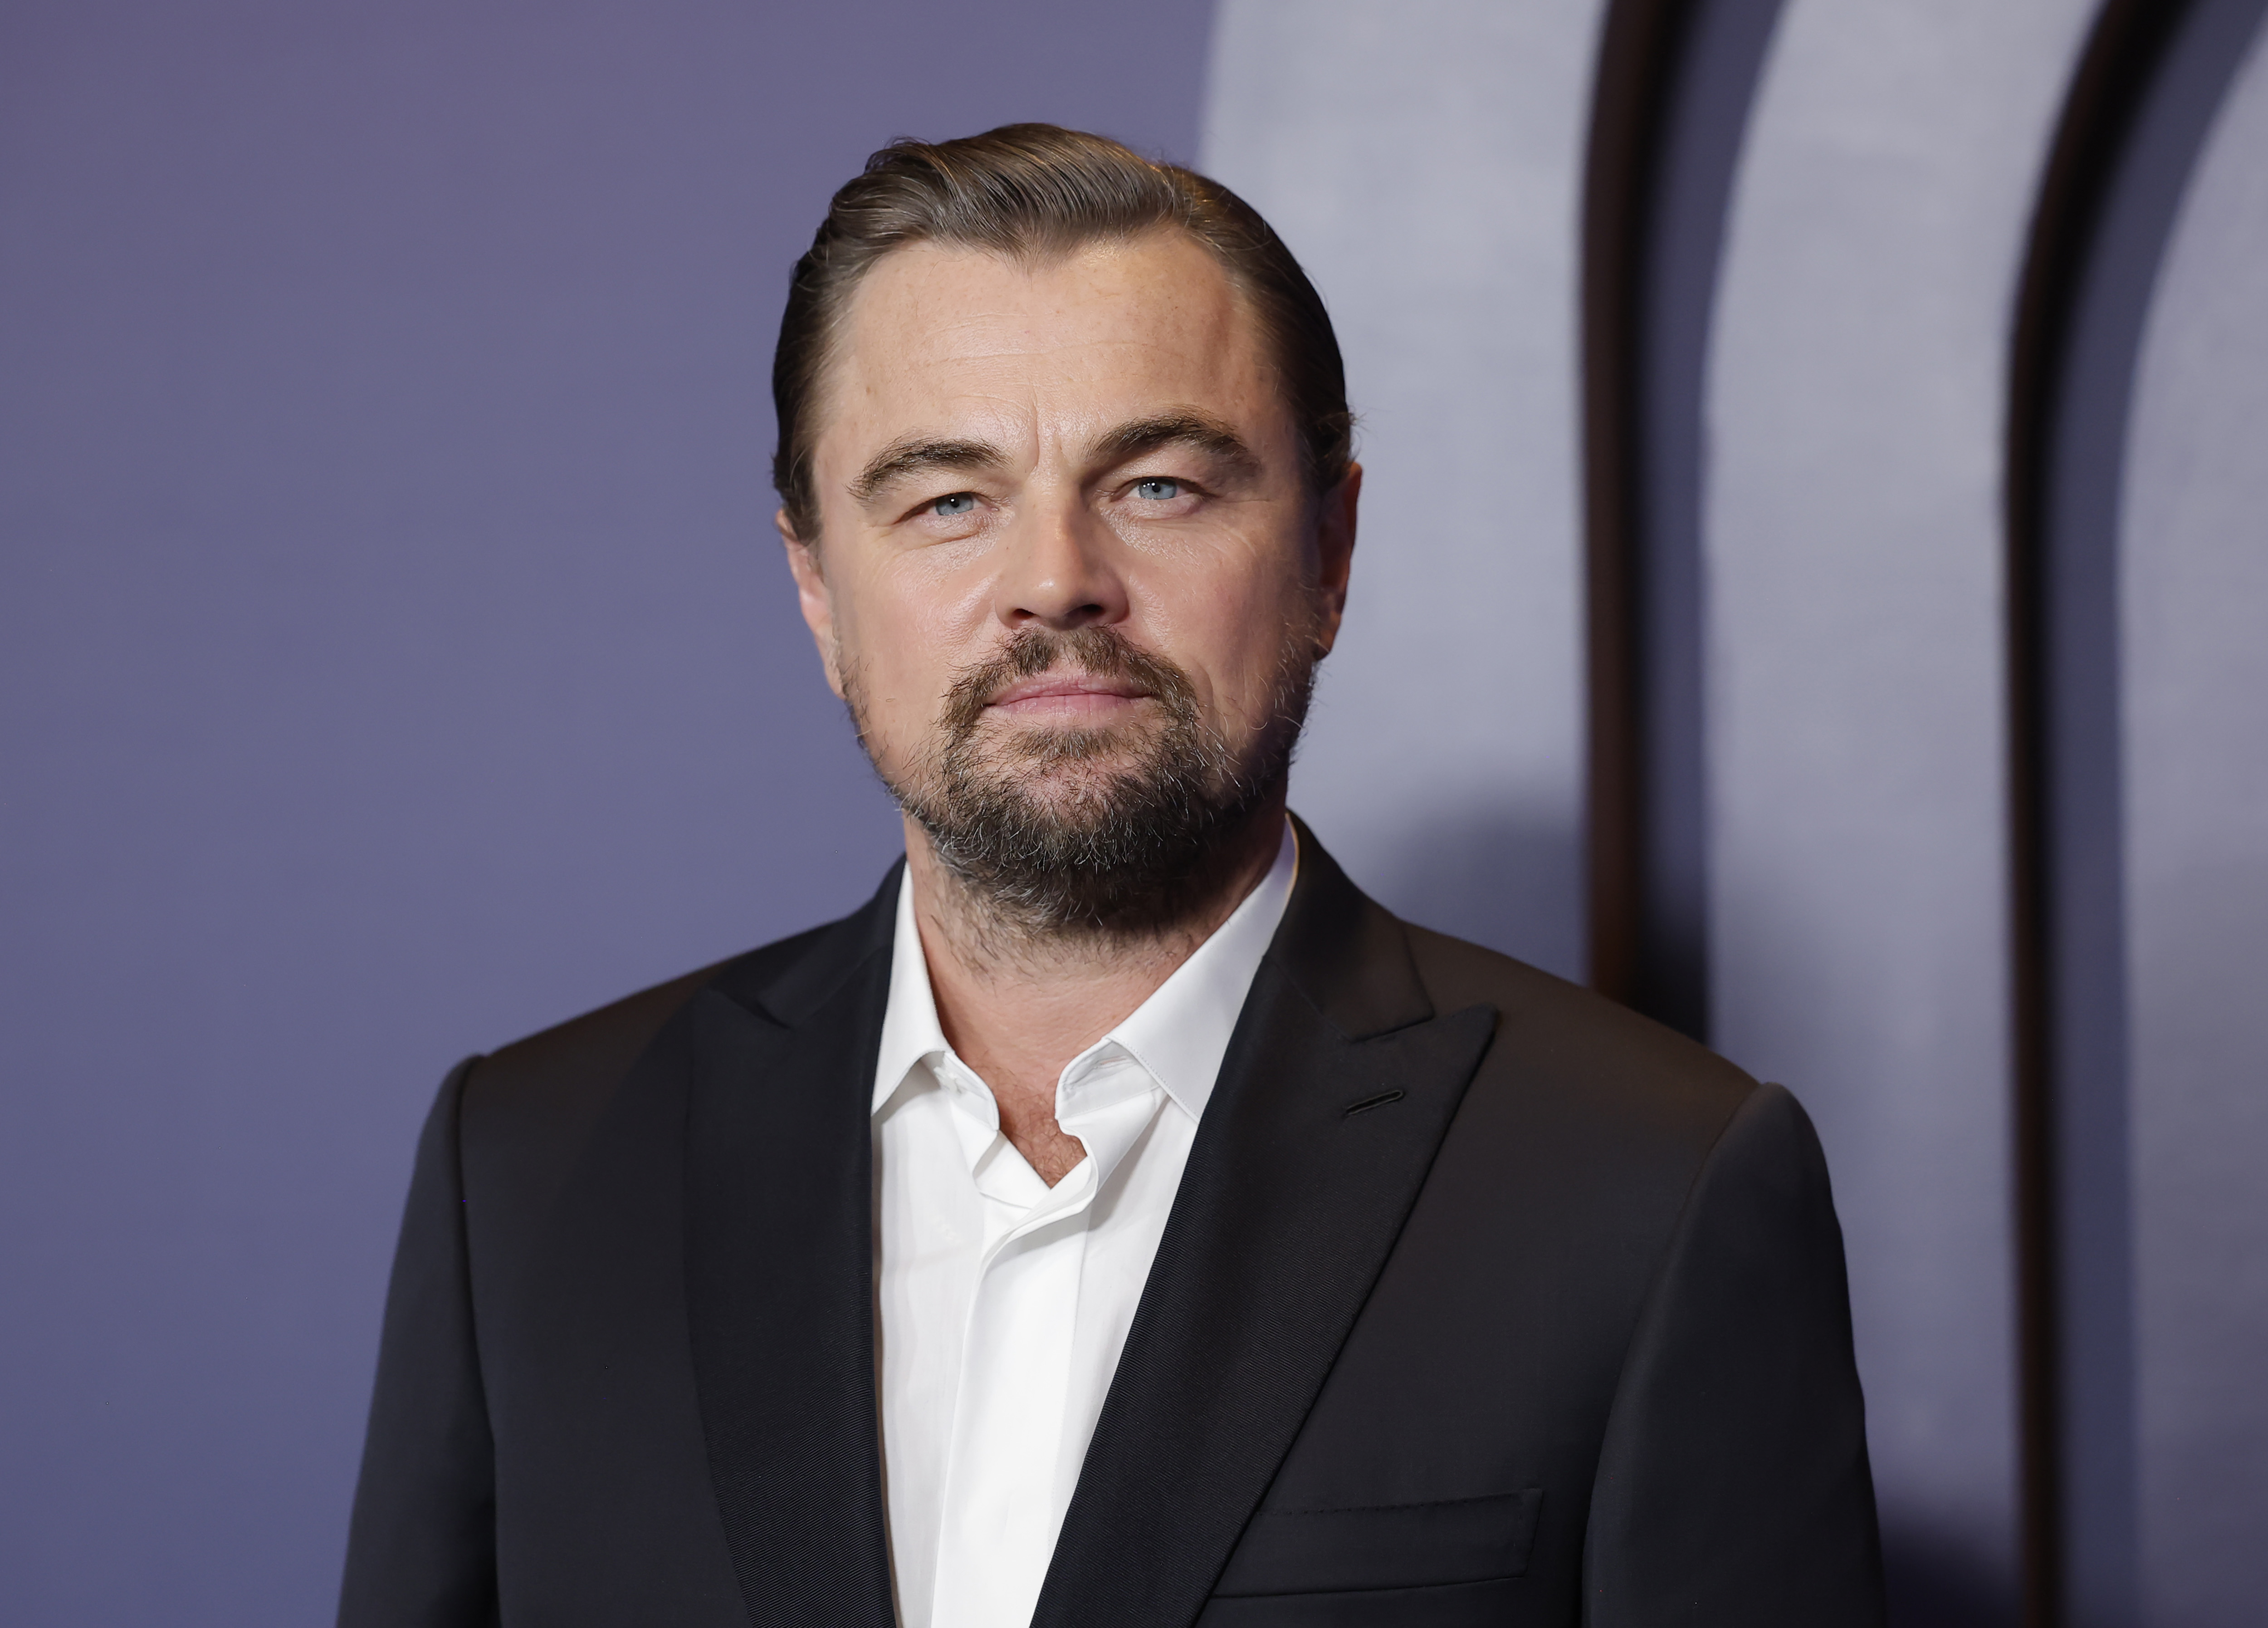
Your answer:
[1213,1488,1543,1597]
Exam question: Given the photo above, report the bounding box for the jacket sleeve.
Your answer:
[1583,1082,1886,1626]
[338,1059,500,1628]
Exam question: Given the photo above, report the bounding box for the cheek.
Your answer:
[833,550,996,726]
[1136,545,1311,726]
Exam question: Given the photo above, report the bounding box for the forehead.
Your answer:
[817,232,1279,455]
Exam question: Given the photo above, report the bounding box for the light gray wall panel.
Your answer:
[2118,24,2268,1621]
[1703,0,2097,1608]
[1200,0,1607,976]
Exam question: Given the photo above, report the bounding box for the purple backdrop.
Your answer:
[0,3,1214,1621]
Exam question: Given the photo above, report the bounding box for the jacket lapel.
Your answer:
[1031,826,1501,1628]
[684,869,900,1628]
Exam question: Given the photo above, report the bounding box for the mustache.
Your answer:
[938,626,1198,739]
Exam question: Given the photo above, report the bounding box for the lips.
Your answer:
[986,670,1154,711]
[935,626,1191,741]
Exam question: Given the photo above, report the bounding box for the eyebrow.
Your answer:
[1090,411,1262,480]
[848,436,1009,506]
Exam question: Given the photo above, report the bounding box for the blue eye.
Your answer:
[933,492,977,517]
[1135,478,1182,501]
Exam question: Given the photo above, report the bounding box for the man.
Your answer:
[341,125,1882,1627]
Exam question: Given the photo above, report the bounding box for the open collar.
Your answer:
[869,819,1299,1127]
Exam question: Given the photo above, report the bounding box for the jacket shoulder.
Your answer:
[458,911,864,1161]
[1402,922,1760,1162]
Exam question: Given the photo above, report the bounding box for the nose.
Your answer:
[992,496,1129,632]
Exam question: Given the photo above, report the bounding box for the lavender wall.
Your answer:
[1200,0,1604,983]
[1703,5,2097,1613]
[0,3,1213,1622]
[2121,18,2268,1616]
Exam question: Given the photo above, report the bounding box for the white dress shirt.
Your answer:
[870,820,1297,1628]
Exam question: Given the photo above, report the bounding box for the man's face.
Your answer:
[782,230,1357,926]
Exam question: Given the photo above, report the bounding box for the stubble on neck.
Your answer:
[899,792,1285,1187]
[903,786,1287,996]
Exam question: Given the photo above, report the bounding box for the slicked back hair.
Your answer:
[771,123,1352,542]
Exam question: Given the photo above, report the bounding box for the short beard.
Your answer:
[847,621,1318,945]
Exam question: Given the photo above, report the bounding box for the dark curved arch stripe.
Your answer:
[2006,1,2268,1621]
[1581,0,1784,1034]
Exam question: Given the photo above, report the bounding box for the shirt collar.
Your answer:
[870,818,1300,1121]
[872,866,952,1116]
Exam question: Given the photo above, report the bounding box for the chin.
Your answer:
[994,752,1154,812]
[988,721,1163,779]
[993,711,1155,755]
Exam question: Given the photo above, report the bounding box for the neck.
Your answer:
[901,794,1286,1186]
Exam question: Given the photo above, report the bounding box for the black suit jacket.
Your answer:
[341,826,1883,1626]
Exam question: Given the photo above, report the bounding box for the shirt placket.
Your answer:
[925,1057,1095,1628]
[924,1049,1163,1628]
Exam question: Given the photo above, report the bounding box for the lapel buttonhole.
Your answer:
[1343,1089,1405,1117]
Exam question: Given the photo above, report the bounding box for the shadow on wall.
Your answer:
[1882,1519,2018,1628]
[1322,802,1584,978]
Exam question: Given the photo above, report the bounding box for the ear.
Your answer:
[778,508,846,700]
[1310,463,1361,657]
